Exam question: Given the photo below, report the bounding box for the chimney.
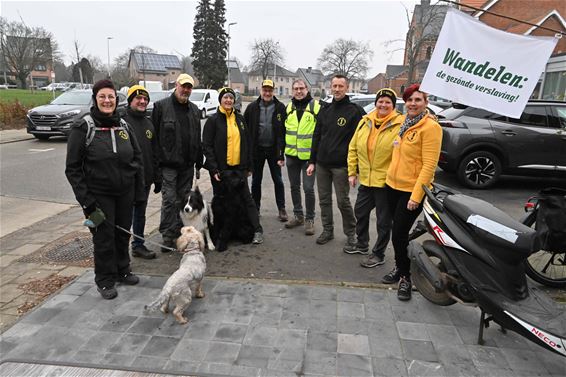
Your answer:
[307,67,312,73]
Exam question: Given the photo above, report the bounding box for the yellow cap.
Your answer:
[127,85,150,103]
[176,73,194,87]
[261,79,274,88]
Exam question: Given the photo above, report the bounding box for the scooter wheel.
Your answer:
[411,260,456,306]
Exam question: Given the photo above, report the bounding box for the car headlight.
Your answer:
[58,109,81,119]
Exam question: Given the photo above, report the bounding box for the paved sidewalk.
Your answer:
[1,273,565,376]
[0,129,34,144]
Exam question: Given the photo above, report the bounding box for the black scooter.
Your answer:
[407,183,566,357]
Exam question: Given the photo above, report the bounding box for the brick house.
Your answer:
[247,64,297,98]
[128,52,184,90]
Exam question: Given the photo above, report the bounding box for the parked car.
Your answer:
[40,82,69,92]
[190,89,219,118]
[26,89,127,140]
[349,94,376,108]
[146,90,172,117]
[437,100,566,189]
[363,98,443,115]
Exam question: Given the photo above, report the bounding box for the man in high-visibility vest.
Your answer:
[283,79,321,236]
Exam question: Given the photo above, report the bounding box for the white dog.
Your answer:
[145,226,206,324]
[179,186,215,251]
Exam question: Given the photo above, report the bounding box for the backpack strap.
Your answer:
[83,115,96,147]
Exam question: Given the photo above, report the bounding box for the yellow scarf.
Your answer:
[367,110,398,161]
[219,106,240,166]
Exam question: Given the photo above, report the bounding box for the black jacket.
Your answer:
[243,96,286,160]
[310,95,365,168]
[202,109,253,175]
[123,108,161,187]
[65,111,145,212]
[151,94,203,169]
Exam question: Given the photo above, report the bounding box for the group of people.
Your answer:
[65,72,442,302]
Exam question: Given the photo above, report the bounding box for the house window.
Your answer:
[426,46,432,60]
[35,64,47,71]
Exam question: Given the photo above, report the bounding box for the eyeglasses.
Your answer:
[96,95,116,101]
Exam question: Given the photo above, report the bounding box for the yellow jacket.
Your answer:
[386,114,442,203]
[348,111,403,187]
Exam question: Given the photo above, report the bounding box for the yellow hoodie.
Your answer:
[385,114,442,203]
[348,110,403,187]
[219,106,241,166]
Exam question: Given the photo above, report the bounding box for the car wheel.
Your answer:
[201,109,206,119]
[457,151,501,189]
[34,134,50,140]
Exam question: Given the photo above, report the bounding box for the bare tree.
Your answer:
[384,1,447,83]
[317,39,373,79]
[0,17,57,88]
[249,38,284,79]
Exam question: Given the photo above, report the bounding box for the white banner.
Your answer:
[421,8,558,118]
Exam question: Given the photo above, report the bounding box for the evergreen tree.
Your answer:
[191,0,228,89]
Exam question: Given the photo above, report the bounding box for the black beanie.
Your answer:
[92,79,116,98]
[218,87,236,103]
[375,88,397,107]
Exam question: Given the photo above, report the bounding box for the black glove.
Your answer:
[195,169,200,180]
[84,207,105,228]
[153,181,162,194]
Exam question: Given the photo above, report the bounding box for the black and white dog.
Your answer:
[180,186,215,251]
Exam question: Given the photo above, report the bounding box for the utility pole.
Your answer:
[106,36,113,79]
[227,22,237,87]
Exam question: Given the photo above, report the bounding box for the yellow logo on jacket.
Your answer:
[146,130,153,139]
[277,113,282,121]
[337,117,347,127]
[407,131,418,142]
[119,130,129,140]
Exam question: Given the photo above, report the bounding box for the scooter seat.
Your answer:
[443,194,539,260]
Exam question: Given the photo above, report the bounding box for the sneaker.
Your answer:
[397,276,412,301]
[316,231,334,245]
[381,267,401,284]
[285,216,304,229]
[161,238,175,253]
[132,245,156,259]
[278,208,288,222]
[360,254,385,268]
[252,232,264,245]
[304,219,315,236]
[343,245,370,255]
[97,286,117,300]
[118,273,140,285]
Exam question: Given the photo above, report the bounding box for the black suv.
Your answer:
[27,89,127,140]
[437,100,566,188]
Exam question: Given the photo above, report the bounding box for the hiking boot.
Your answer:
[316,230,334,245]
[118,273,140,285]
[304,219,315,236]
[360,254,385,268]
[132,245,156,259]
[285,216,304,229]
[397,276,412,301]
[161,238,175,253]
[278,208,288,222]
[381,267,401,284]
[252,232,264,245]
[97,286,117,300]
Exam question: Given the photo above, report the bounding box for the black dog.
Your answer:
[211,170,255,251]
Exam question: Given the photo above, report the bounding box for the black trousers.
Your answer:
[251,147,285,211]
[354,185,392,257]
[91,189,134,288]
[386,185,423,277]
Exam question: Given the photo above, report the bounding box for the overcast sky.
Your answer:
[1,0,420,78]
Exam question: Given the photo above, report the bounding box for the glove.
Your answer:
[153,181,162,194]
[83,207,105,228]
[195,169,200,180]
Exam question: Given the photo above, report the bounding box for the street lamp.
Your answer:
[273,41,280,95]
[106,36,113,78]
[227,22,237,87]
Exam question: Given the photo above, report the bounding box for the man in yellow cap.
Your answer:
[244,79,288,222]
[151,74,203,252]
[123,85,160,259]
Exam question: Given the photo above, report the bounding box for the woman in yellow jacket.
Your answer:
[382,84,442,302]
[347,89,403,269]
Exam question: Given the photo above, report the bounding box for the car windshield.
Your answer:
[51,91,92,105]
[150,91,170,102]
[440,107,466,119]
[190,92,205,101]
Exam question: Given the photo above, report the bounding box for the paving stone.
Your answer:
[0,285,24,303]
[1,322,43,342]
[443,363,482,377]
[170,338,209,362]
[0,254,23,267]
[107,333,151,355]
[364,289,389,304]
[538,349,566,375]
[52,327,97,361]
[57,266,86,277]
[406,360,446,376]
[130,355,169,369]
[153,316,189,338]
[72,310,114,331]
[500,348,549,373]
[337,317,371,335]
[280,310,309,330]
[448,307,480,327]
[302,350,337,375]
[213,323,248,343]
[337,301,364,319]
[337,287,364,303]
[46,308,83,327]
[235,344,273,368]
[0,273,17,285]
[223,306,254,325]
[336,353,372,376]
[197,361,232,374]
[114,300,148,317]
[184,321,218,341]
[283,297,310,315]
[139,335,179,358]
[0,339,18,356]
[126,317,164,335]
[60,282,92,296]
[79,330,120,352]
[11,269,56,285]
[214,280,243,295]
[163,360,200,373]
[267,347,304,372]
[491,328,533,350]
[401,339,439,363]
[100,314,138,332]
[364,301,395,323]
[250,310,282,328]
[456,325,497,347]
[368,328,403,358]
[371,357,408,377]
[5,326,67,360]
[307,331,337,353]
[203,341,240,364]
[435,344,474,366]
[71,350,103,364]
[19,307,61,324]
[6,244,42,256]
[397,321,430,341]
[287,285,310,299]
[70,292,101,312]
[337,333,370,355]
[425,323,464,346]
[274,328,307,348]
[0,293,40,316]
[100,352,136,367]
[307,314,337,333]
[309,299,336,318]
[243,325,279,346]
[231,364,262,376]
[311,286,337,301]
[466,345,511,369]
[260,369,298,377]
